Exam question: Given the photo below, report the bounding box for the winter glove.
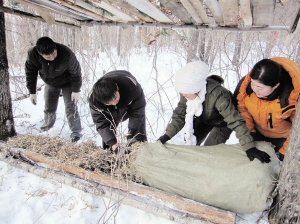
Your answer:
[157,134,170,144]
[246,147,271,163]
[278,153,284,161]
[111,144,120,154]
[110,144,130,155]
[30,94,37,105]
[71,92,80,104]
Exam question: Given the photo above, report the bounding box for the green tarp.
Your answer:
[133,141,280,213]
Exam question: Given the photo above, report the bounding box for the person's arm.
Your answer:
[235,76,255,132]
[67,52,82,93]
[215,89,255,151]
[89,106,117,147]
[165,95,187,139]
[127,85,147,142]
[25,49,39,94]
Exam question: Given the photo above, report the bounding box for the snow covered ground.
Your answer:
[1,47,271,223]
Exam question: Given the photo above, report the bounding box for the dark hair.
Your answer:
[36,37,56,55]
[93,77,118,104]
[250,59,284,87]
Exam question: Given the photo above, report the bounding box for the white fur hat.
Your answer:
[174,61,209,94]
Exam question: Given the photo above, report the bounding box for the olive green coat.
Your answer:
[165,75,255,151]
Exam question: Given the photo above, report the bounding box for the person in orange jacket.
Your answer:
[234,57,300,161]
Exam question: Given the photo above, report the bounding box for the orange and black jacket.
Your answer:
[235,57,300,155]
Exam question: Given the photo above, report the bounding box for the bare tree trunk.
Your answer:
[117,26,122,56]
[232,32,242,79]
[295,42,300,67]
[198,30,206,61]
[187,29,199,63]
[0,0,16,140]
[269,100,300,224]
[205,32,213,65]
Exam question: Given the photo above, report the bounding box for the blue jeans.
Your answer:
[41,84,82,138]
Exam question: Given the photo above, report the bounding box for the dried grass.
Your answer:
[7,134,143,184]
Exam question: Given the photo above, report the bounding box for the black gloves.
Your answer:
[157,134,170,144]
[246,147,271,163]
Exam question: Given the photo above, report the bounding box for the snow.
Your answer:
[1,47,271,223]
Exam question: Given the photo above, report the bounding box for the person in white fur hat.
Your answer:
[158,61,271,163]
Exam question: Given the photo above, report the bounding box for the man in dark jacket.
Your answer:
[158,61,271,163]
[25,37,82,142]
[88,70,147,152]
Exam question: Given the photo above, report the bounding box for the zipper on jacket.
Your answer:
[267,113,273,128]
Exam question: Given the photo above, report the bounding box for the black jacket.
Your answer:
[88,71,147,146]
[25,43,82,94]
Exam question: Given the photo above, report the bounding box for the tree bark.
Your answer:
[187,29,199,63]
[198,30,206,62]
[232,32,242,79]
[0,0,16,140]
[269,99,300,224]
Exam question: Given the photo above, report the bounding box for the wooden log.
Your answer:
[203,0,224,25]
[82,20,289,32]
[87,0,137,22]
[240,0,252,26]
[48,0,109,21]
[17,0,94,20]
[126,0,173,23]
[180,0,203,24]
[189,0,210,24]
[0,143,235,224]
[108,0,154,22]
[0,6,81,29]
[219,0,238,26]
[252,0,275,26]
[158,0,194,24]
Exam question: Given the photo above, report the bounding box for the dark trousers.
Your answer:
[194,122,232,146]
[251,131,286,152]
[41,84,82,138]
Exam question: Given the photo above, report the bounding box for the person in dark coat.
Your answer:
[158,61,270,163]
[88,70,147,153]
[25,36,82,142]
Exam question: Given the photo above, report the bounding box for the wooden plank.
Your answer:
[203,0,224,25]
[189,0,210,24]
[1,144,236,224]
[126,0,173,23]
[109,0,154,22]
[26,0,96,20]
[285,16,300,46]
[252,0,275,26]
[180,0,203,24]
[88,0,137,22]
[28,5,55,24]
[158,0,194,24]
[219,0,238,26]
[48,0,109,21]
[0,6,81,29]
[240,0,252,26]
[82,20,289,32]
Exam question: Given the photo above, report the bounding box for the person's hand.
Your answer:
[157,134,170,144]
[246,147,271,163]
[111,144,119,154]
[278,153,284,161]
[30,94,37,105]
[71,92,80,104]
